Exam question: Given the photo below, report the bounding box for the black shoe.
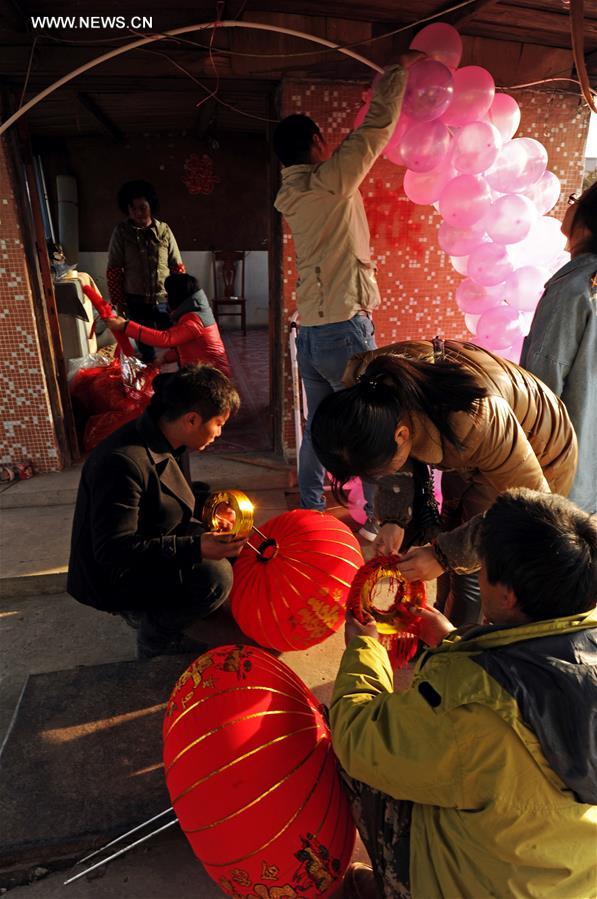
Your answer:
[137,634,209,660]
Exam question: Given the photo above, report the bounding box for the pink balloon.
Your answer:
[485,137,548,193]
[504,265,549,311]
[468,242,514,286]
[386,111,414,153]
[488,93,521,141]
[400,120,451,172]
[453,121,501,174]
[403,60,454,122]
[438,220,487,255]
[521,170,561,216]
[464,312,481,334]
[508,215,567,268]
[410,23,463,69]
[439,174,492,227]
[442,67,495,126]
[403,163,456,205]
[450,255,470,276]
[485,194,536,244]
[476,306,523,350]
[500,333,525,363]
[456,278,504,314]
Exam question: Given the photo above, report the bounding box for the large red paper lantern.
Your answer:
[163,645,356,897]
[230,510,364,652]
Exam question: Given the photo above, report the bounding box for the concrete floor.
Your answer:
[0,455,372,897]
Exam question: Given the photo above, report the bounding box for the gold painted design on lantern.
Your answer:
[183,739,324,834]
[200,745,333,866]
[261,862,280,881]
[171,724,317,805]
[297,596,342,639]
[165,707,315,774]
[202,489,254,539]
[282,555,355,589]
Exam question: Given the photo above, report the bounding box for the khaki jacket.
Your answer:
[331,609,597,899]
[344,340,578,570]
[274,66,407,326]
[107,218,183,302]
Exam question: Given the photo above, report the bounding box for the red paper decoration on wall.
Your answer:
[163,645,356,897]
[230,510,364,652]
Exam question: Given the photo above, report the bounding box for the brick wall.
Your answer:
[279,82,590,454]
[0,137,62,472]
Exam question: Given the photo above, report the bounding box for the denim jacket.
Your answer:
[520,253,597,513]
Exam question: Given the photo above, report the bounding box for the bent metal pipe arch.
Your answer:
[0,20,383,136]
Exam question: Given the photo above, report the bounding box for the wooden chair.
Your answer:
[211,250,247,336]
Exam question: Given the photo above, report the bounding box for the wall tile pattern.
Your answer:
[0,137,61,471]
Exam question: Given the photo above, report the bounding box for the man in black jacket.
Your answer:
[68,365,245,658]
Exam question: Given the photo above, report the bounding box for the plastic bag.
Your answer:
[69,355,158,451]
[67,353,111,382]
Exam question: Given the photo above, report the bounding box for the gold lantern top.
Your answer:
[201,490,255,540]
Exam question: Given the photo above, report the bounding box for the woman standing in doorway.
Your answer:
[107,179,185,362]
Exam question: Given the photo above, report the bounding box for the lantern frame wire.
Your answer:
[64,814,178,885]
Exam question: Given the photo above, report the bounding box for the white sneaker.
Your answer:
[358,517,379,542]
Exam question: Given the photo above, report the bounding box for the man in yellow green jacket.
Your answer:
[331,488,597,899]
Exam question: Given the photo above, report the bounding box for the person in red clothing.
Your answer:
[106,272,232,378]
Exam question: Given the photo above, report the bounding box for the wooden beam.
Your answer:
[76,92,124,141]
[438,0,499,27]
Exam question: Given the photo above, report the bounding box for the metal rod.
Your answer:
[244,540,260,554]
[64,819,178,885]
[76,807,174,866]
[251,525,268,541]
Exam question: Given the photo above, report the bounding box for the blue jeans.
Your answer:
[297,314,377,513]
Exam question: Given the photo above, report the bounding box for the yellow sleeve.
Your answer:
[330,637,467,807]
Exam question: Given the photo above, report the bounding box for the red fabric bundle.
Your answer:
[347,555,427,667]
[70,357,157,451]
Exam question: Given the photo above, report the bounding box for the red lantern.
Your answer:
[230,510,364,652]
[347,556,428,667]
[163,645,356,897]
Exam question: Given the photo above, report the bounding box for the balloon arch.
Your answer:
[355,22,568,360]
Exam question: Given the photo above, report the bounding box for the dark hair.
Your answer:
[164,273,199,310]
[480,488,597,620]
[148,365,240,422]
[117,180,159,216]
[311,352,487,486]
[273,114,321,166]
[572,181,597,254]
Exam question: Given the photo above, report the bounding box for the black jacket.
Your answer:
[67,412,202,612]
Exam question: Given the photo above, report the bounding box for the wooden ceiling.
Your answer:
[1,0,595,138]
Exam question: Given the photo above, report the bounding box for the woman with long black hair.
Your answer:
[311,338,577,624]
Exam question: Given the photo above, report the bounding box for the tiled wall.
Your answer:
[279,81,590,453]
[0,137,62,472]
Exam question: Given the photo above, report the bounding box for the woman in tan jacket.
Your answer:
[311,339,577,623]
